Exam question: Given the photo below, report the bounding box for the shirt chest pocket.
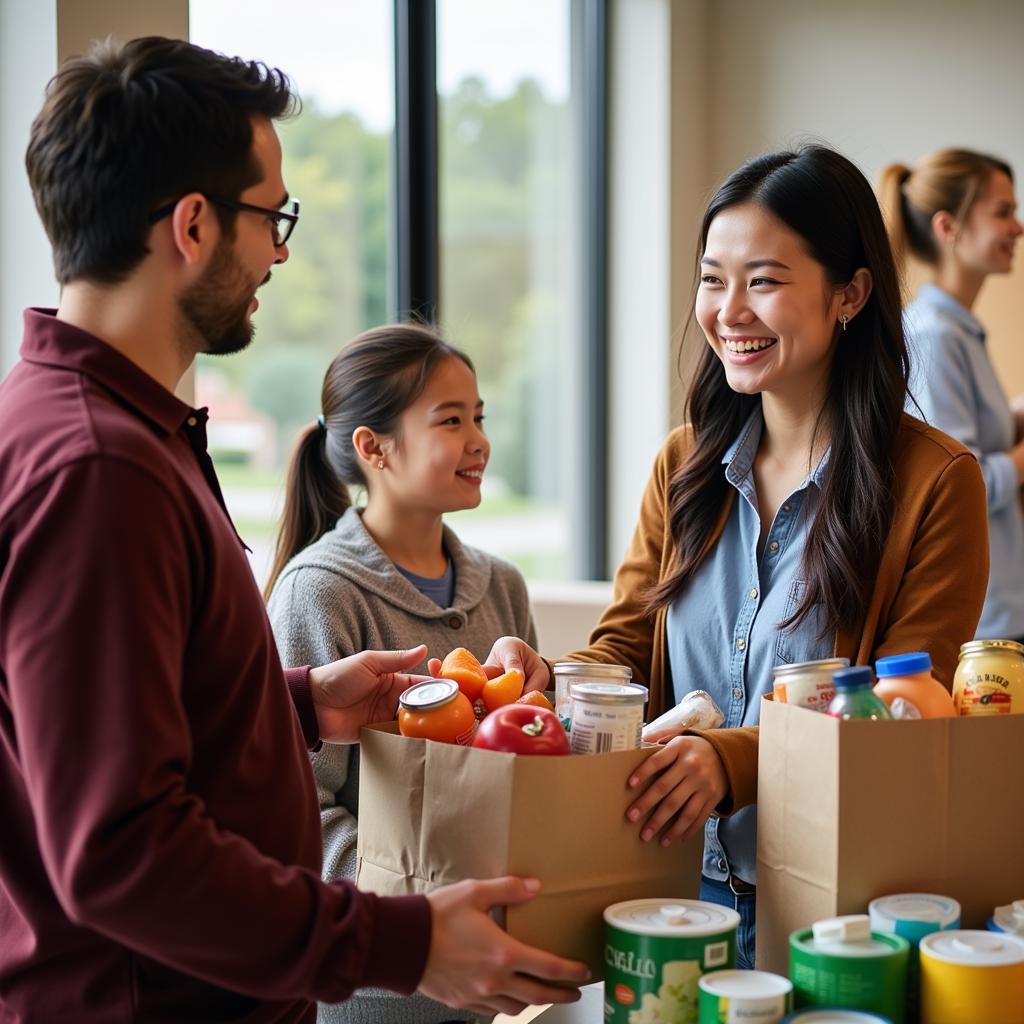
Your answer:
[774,579,833,666]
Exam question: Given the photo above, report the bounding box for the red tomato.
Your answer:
[472,704,570,756]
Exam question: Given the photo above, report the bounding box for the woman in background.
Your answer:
[879,148,1024,640]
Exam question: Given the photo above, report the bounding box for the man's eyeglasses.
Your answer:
[148,194,300,247]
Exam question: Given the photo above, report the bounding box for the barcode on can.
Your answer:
[595,732,613,753]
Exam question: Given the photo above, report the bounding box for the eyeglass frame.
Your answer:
[147,193,300,247]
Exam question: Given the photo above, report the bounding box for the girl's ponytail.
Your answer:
[263,423,352,600]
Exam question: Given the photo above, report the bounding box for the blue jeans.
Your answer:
[699,875,756,970]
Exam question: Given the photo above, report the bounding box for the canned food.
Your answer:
[789,924,908,1023]
[397,679,476,745]
[698,969,792,1022]
[772,659,849,712]
[919,929,1024,1024]
[868,893,960,946]
[569,681,647,754]
[780,1012,893,1023]
[604,899,739,1024]
[988,899,1024,936]
[952,639,1024,716]
[868,893,959,1024]
[553,661,632,731]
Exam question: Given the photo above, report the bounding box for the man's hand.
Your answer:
[419,877,590,1016]
[309,646,428,743]
[625,735,728,845]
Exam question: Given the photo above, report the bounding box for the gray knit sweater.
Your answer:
[267,507,537,1024]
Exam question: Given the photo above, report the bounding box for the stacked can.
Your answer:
[868,894,959,1023]
[781,1012,893,1023]
[919,930,1024,1023]
[698,969,793,1022]
[789,916,908,1024]
[603,899,738,1024]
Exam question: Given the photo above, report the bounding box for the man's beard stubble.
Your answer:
[179,237,265,358]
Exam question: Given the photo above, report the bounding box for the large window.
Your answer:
[437,0,581,581]
[190,1,601,587]
[190,1,394,584]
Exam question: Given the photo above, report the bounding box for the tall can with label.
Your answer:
[569,681,647,754]
[552,661,632,732]
[952,639,1024,715]
[604,899,739,1024]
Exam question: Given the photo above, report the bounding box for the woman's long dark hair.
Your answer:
[263,323,474,600]
[647,146,910,636]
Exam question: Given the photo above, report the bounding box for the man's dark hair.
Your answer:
[26,35,297,285]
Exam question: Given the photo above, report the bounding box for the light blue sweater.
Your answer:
[905,283,1024,638]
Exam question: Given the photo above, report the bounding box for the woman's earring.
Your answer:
[377,458,385,470]
[840,314,849,333]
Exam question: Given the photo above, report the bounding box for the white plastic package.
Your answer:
[642,689,725,744]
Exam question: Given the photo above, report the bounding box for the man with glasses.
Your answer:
[0,36,587,1024]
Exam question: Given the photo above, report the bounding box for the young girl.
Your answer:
[483,146,989,969]
[265,323,537,1024]
[879,148,1024,641]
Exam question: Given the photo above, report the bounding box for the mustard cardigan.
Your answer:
[563,414,988,812]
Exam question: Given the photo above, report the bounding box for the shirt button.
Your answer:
[769,541,779,553]
[186,416,197,427]
[734,688,742,698]
[783,503,792,512]
[750,588,758,599]
[717,857,728,872]
[448,616,462,629]
[736,638,745,650]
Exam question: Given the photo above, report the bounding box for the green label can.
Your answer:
[789,928,909,1024]
[604,899,739,1024]
[698,969,793,1022]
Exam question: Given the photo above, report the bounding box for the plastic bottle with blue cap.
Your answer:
[826,667,892,720]
[872,652,956,719]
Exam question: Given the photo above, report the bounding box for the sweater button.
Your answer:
[448,616,462,629]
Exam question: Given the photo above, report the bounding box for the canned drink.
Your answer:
[772,659,849,712]
[952,639,1024,715]
[604,899,739,1024]
[569,681,647,754]
[781,1012,894,1023]
[698,969,793,1022]
[789,926,908,1023]
[919,929,1024,1024]
[868,893,959,1024]
[553,661,632,732]
[988,899,1024,936]
[868,893,960,946]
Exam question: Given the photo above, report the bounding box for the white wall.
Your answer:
[688,0,1024,392]
[0,0,58,374]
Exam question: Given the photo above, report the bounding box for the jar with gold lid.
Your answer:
[952,640,1024,716]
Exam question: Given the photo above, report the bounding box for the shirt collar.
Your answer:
[916,282,986,342]
[721,405,831,489]
[19,308,196,436]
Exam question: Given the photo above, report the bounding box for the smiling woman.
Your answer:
[488,144,990,971]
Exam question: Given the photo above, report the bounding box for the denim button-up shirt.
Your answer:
[905,283,1024,638]
[666,409,832,884]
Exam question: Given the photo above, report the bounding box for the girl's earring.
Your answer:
[840,314,849,333]
[377,458,385,470]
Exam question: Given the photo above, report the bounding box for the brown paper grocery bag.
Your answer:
[357,722,703,976]
[756,697,1024,974]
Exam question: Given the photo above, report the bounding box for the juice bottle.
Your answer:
[827,666,893,720]
[873,651,956,718]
